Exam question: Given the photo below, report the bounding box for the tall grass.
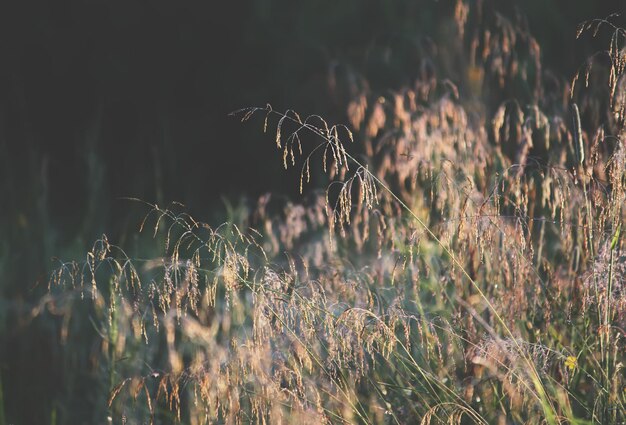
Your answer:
[50,7,625,425]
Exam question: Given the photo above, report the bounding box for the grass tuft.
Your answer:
[45,7,626,425]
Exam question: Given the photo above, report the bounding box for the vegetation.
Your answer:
[3,2,626,424]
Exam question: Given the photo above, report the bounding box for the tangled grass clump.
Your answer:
[51,6,625,425]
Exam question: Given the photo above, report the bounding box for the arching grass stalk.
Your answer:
[233,105,559,423]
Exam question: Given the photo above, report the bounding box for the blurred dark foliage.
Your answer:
[0,0,623,423]
[0,0,622,234]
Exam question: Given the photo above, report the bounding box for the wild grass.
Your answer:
[49,7,625,425]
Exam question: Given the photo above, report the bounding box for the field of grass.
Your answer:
[2,2,625,424]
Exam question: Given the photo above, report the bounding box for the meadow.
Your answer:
[1,2,625,424]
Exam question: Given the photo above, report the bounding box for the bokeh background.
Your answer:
[0,0,623,423]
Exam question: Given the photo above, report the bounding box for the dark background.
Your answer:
[1,0,623,229]
[0,0,623,423]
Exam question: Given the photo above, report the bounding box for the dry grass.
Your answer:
[51,5,625,424]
